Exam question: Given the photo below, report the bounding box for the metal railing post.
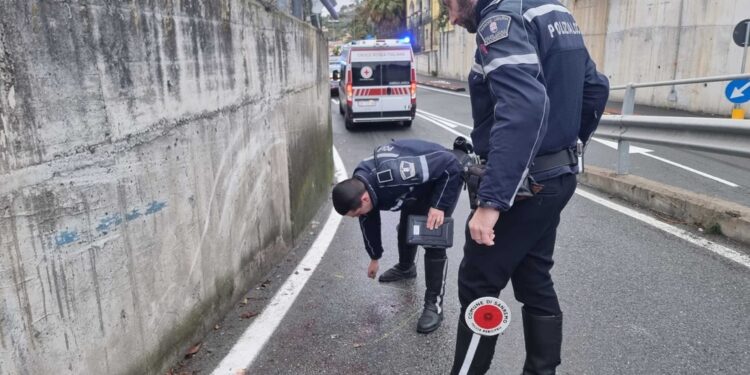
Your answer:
[617,85,636,174]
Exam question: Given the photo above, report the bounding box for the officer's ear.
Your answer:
[361,191,371,205]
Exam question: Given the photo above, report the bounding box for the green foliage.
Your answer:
[342,0,406,40]
[437,2,449,30]
[705,223,723,235]
[366,0,405,37]
[349,2,373,40]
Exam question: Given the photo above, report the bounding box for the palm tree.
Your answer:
[349,2,373,39]
[365,0,405,38]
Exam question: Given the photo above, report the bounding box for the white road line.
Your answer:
[212,147,348,375]
[418,112,456,128]
[417,109,474,130]
[576,189,750,270]
[641,153,739,187]
[415,113,467,138]
[420,116,748,268]
[591,138,739,187]
[418,84,471,98]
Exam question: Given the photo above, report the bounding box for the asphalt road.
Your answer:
[179,88,750,375]
[414,84,750,207]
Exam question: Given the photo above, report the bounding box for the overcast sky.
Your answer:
[319,0,357,17]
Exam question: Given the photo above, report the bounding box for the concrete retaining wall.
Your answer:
[0,1,331,374]
[415,29,473,80]
[423,0,749,117]
[564,0,748,117]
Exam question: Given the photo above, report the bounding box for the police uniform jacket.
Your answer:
[470,0,610,211]
[353,139,463,260]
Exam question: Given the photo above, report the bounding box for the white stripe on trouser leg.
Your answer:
[435,259,448,314]
[459,333,482,375]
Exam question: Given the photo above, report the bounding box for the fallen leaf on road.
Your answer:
[353,343,365,348]
[240,311,259,319]
[184,343,202,358]
[239,298,249,306]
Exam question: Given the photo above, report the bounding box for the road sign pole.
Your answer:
[741,21,750,74]
[735,21,750,117]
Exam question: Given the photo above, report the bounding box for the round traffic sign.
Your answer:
[725,79,750,104]
[464,297,511,336]
[733,19,750,47]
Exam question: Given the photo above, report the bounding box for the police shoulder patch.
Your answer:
[478,14,511,46]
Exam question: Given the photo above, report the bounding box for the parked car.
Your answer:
[329,57,340,96]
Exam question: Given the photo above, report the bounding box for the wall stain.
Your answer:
[95,213,122,233]
[88,247,105,334]
[186,6,203,94]
[58,258,74,319]
[34,265,47,325]
[256,33,267,93]
[49,260,65,319]
[125,209,142,221]
[218,0,235,89]
[116,184,146,347]
[54,230,79,246]
[0,3,45,170]
[162,0,181,99]
[8,208,35,348]
[0,298,6,349]
[97,5,134,92]
[150,11,166,103]
[145,200,167,215]
[53,199,167,246]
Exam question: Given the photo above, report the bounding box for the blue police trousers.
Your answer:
[451,173,577,374]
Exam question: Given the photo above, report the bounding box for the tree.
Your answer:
[366,0,405,38]
[349,2,373,40]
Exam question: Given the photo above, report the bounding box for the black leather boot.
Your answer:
[450,317,500,374]
[378,263,417,282]
[521,307,563,375]
[417,255,447,333]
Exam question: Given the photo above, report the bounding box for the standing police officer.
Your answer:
[441,0,610,373]
[332,139,464,333]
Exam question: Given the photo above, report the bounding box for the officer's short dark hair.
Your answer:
[332,178,366,215]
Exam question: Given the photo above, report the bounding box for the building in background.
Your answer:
[407,0,445,53]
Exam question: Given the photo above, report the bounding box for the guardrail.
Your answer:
[599,73,750,174]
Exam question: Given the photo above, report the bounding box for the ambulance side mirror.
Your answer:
[332,70,340,81]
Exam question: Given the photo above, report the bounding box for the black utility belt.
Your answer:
[529,147,579,174]
[465,148,578,209]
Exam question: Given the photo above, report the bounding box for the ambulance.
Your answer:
[338,39,417,130]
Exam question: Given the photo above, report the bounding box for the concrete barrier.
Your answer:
[0,1,331,374]
[580,166,750,247]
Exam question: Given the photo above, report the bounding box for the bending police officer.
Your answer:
[441,0,610,373]
[332,139,464,333]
